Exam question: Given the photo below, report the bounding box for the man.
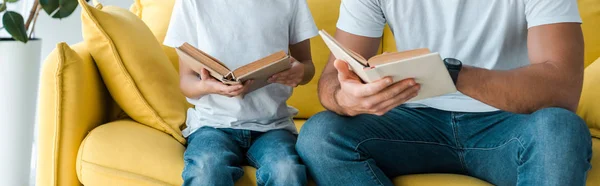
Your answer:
[296,0,592,186]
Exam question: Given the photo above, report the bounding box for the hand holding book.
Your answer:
[333,59,421,116]
[197,68,254,97]
[176,42,292,96]
[268,57,305,87]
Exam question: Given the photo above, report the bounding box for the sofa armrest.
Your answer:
[36,42,123,186]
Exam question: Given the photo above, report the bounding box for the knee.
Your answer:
[183,152,231,178]
[296,111,347,158]
[525,107,591,151]
[257,159,307,185]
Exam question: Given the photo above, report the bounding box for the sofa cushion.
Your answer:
[579,0,600,67]
[76,120,184,186]
[77,119,497,186]
[129,0,179,70]
[578,58,600,138]
[588,139,600,185]
[78,0,187,143]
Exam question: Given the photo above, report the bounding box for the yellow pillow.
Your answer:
[578,58,600,138]
[130,0,179,70]
[79,0,187,143]
[579,0,600,67]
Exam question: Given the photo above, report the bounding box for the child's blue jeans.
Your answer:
[182,127,306,186]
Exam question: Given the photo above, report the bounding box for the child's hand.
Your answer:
[199,68,253,97]
[268,58,305,87]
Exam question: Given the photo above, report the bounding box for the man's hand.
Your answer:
[334,59,421,116]
[268,58,305,87]
[198,68,253,97]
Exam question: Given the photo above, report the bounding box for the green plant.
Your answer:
[0,0,88,43]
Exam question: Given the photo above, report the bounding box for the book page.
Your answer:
[233,51,288,77]
[368,48,431,66]
[235,57,292,94]
[319,30,369,66]
[178,43,231,76]
[319,30,379,82]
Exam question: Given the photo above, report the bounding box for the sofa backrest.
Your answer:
[579,0,600,67]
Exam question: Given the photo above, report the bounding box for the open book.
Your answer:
[319,30,457,101]
[176,43,292,94]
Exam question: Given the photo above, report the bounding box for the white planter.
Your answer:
[0,39,42,186]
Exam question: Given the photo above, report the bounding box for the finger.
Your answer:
[203,80,241,95]
[372,84,421,115]
[216,83,244,94]
[272,69,292,79]
[356,77,395,97]
[381,91,419,115]
[334,59,360,81]
[269,71,292,83]
[364,78,416,103]
[230,80,254,96]
[199,68,211,80]
[270,76,290,83]
[285,80,299,87]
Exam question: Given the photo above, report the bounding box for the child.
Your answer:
[163,0,318,186]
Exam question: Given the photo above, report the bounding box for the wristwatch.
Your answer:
[443,58,462,86]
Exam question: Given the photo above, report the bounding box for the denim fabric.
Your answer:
[182,127,306,186]
[297,107,592,186]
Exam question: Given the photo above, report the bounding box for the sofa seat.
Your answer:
[86,119,600,185]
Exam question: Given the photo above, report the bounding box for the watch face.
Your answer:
[444,58,462,66]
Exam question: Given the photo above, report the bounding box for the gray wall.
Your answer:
[36,0,133,61]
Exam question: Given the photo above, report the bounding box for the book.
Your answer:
[176,42,292,94]
[318,30,457,101]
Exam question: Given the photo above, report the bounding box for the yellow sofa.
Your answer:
[36,0,600,185]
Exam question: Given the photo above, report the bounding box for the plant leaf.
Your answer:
[51,0,78,18]
[2,11,28,43]
[6,0,19,3]
[40,0,59,15]
[0,3,6,12]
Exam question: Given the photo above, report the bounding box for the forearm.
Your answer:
[318,72,347,115]
[300,60,315,85]
[457,63,583,113]
[179,74,209,99]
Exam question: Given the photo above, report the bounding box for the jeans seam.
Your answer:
[354,138,456,151]
[246,153,265,185]
[243,130,251,149]
[515,137,525,165]
[462,138,525,151]
[365,161,385,186]
[246,153,261,169]
[451,113,468,174]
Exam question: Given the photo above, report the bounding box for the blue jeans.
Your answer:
[296,107,592,186]
[182,127,306,186]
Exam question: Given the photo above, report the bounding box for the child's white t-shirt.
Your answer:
[164,0,318,137]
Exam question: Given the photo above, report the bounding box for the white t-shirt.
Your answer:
[164,0,318,137]
[337,0,582,112]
